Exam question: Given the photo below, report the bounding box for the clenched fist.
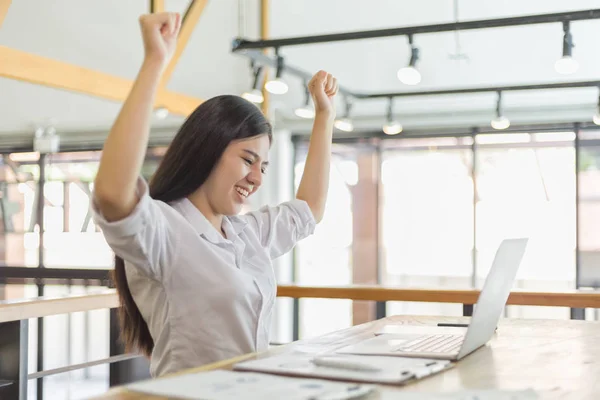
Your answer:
[139,12,181,67]
[307,70,339,119]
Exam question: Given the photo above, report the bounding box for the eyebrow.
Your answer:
[243,149,269,165]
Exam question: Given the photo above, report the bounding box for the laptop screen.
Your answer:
[457,238,528,359]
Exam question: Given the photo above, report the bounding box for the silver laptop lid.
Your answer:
[457,238,528,359]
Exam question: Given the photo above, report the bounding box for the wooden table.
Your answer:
[92,315,600,399]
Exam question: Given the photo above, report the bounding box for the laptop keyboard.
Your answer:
[395,334,464,354]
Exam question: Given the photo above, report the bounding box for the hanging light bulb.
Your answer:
[383,121,402,135]
[334,118,354,132]
[555,57,579,75]
[491,116,510,130]
[295,107,315,119]
[154,107,169,120]
[242,89,264,104]
[242,63,264,104]
[555,21,578,75]
[242,65,264,103]
[294,83,315,119]
[490,91,510,130]
[265,51,288,94]
[397,34,421,85]
[334,98,354,132]
[265,78,288,95]
[382,97,402,135]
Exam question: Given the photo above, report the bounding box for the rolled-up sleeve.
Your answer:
[91,177,177,280]
[245,199,316,260]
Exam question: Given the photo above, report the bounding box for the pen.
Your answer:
[310,357,382,372]
[437,323,497,331]
[437,323,469,328]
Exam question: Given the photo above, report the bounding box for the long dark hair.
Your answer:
[110,95,272,357]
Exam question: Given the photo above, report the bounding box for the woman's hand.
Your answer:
[308,70,339,120]
[139,12,182,68]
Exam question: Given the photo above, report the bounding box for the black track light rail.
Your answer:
[232,9,600,51]
[232,9,600,102]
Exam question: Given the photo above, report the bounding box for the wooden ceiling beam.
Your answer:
[0,46,202,116]
[0,0,12,27]
[150,0,165,13]
[159,0,208,89]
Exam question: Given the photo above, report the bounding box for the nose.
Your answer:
[247,165,262,187]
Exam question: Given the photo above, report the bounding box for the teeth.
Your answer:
[235,187,249,197]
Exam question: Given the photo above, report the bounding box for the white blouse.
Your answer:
[92,178,316,377]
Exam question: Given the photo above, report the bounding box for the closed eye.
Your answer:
[242,157,253,165]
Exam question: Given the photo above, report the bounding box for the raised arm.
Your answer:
[93,13,181,222]
[295,70,339,223]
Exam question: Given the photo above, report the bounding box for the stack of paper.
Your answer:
[126,369,376,400]
[386,390,539,399]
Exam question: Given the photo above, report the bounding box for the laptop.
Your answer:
[335,238,529,361]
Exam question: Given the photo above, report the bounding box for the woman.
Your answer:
[92,12,338,377]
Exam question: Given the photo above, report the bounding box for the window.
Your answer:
[475,133,576,285]
[0,153,40,267]
[42,151,113,268]
[578,130,600,288]
[293,144,356,338]
[476,132,576,319]
[381,137,473,317]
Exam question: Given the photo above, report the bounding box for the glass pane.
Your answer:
[0,233,39,266]
[475,133,576,302]
[41,285,110,399]
[41,154,107,268]
[0,182,36,234]
[0,153,40,183]
[381,138,474,317]
[294,147,354,338]
[578,131,600,287]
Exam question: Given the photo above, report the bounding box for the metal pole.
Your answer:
[232,9,600,50]
[19,320,28,400]
[571,124,585,320]
[471,129,478,288]
[36,153,46,400]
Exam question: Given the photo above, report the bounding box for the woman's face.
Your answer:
[202,134,270,216]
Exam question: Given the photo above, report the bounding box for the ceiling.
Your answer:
[1,0,600,144]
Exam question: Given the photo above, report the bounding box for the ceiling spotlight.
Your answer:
[555,21,578,75]
[242,65,264,104]
[294,83,315,119]
[383,122,403,135]
[334,118,354,132]
[242,89,264,104]
[491,116,510,130]
[334,98,354,132]
[382,97,402,135]
[154,107,169,120]
[265,50,288,94]
[397,34,421,85]
[295,107,315,119]
[491,91,510,130]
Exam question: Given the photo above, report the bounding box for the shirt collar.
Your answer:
[172,198,247,243]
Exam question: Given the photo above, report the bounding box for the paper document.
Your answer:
[126,369,376,400]
[379,389,538,399]
[233,352,451,384]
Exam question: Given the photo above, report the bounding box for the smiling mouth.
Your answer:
[235,186,250,198]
